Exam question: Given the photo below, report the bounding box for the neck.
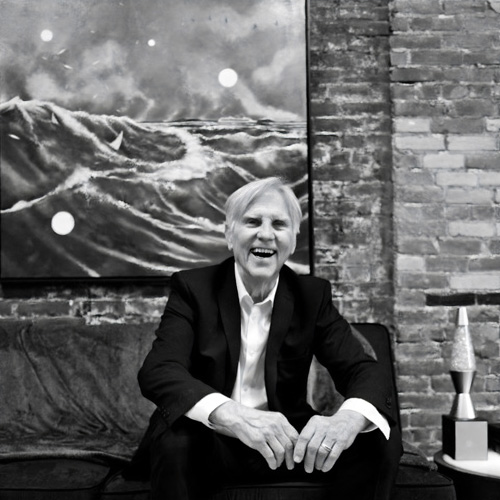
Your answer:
[236,266,277,303]
[247,282,275,303]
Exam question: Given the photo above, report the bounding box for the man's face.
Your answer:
[226,189,297,291]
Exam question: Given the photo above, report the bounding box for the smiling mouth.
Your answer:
[251,248,276,258]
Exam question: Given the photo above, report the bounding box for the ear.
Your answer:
[225,223,233,251]
[290,235,297,256]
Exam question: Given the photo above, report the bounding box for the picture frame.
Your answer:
[0,0,312,281]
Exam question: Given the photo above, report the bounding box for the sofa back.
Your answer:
[0,318,398,461]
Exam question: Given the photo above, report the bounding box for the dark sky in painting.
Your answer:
[0,0,307,122]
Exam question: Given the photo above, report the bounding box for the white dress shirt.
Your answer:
[186,265,390,439]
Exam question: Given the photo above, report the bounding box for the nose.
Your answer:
[257,220,274,240]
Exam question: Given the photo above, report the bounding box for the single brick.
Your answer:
[446,188,494,204]
[394,117,432,133]
[398,238,439,255]
[394,170,435,186]
[455,99,499,117]
[431,117,484,134]
[443,0,492,14]
[397,186,445,204]
[471,205,496,219]
[423,152,465,169]
[439,238,482,255]
[391,50,410,66]
[448,221,496,237]
[469,257,500,271]
[391,34,442,50]
[450,273,500,290]
[396,218,447,237]
[397,254,426,271]
[398,375,432,393]
[479,172,500,186]
[465,153,500,169]
[397,203,445,221]
[397,272,449,289]
[411,49,463,66]
[447,135,498,150]
[392,0,443,15]
[425,256,469,273]
[436,171,478,186]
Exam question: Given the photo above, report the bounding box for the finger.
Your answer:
[321,442,343,472]
[267,435,285,469]
[284,439,296,470]
[276,434,296,470]
[259,442,278,470]
[281,424,299,470]
[293,427,314,464]
[314,441,334,471]
[303,437,324,473]
[293,417,315,464]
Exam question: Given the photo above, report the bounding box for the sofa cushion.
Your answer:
[100,471,150,500]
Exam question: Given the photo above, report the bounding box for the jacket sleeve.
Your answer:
[138,272,219,427]
[312,280,396,426]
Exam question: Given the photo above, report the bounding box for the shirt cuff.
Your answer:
[185,393,231,428]
[338,398,391,440]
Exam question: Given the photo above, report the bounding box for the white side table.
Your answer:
[434,450,500,500]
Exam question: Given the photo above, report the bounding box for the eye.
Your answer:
[273,219,289,229]
[245,217,261,227]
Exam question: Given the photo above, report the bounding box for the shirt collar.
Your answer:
[234,263,279,307]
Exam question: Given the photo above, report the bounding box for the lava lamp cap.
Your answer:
[457,307,469,326]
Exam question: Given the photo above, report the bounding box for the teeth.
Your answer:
[252,248,276,257]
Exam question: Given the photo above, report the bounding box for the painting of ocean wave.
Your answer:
[0,99,309,278]
[0,0,309,279]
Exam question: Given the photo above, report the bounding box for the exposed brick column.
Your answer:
[308,0,394,325]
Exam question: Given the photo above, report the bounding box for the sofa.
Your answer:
[0,318,456,499]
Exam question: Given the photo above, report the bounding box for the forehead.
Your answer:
[242,190,292,218]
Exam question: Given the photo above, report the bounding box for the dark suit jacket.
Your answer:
[138,258,395,431]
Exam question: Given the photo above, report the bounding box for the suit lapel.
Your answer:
[217,261,241,395]
[265,272,294,409]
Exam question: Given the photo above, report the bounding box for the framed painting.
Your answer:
[0,0,311,281]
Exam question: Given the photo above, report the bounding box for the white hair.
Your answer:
[224,177,302,235]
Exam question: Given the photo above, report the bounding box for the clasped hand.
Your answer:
[209,401,368,473]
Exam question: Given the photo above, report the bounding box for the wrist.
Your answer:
[336,409,370,433]
[208,400,236,427]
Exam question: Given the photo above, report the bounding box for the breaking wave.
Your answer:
[0,98,310,279]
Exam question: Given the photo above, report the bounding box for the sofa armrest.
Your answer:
[400,441,437,471]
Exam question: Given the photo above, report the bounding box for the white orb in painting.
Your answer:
[40,29,54,42]
[51,211,75,236]
[148,39,156,47]
[218,68,238,88]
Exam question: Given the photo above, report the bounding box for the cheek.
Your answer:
[281,235,296,256]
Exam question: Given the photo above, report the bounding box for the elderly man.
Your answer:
[136,177,402,500]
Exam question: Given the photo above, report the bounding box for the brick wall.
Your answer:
[390,0,500,455]
[1,0,499,460]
